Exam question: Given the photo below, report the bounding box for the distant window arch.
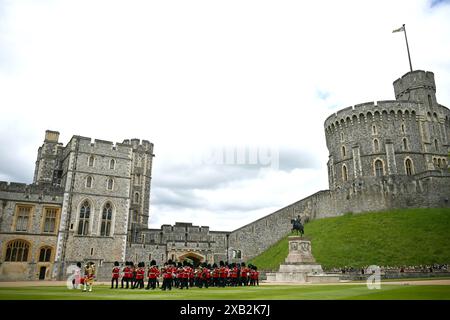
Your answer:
[434,139,439,151]
[405,158,413,176]
[374,159,384,177]
[373,139,379,152]
[86,176,93,188]
[39,247,52,262]
[342,165,348,182]
[428,94,432,107]
[134,192,140,204]
[401,123,405,134]
[77,200,90,235]
[340,132,344,141]
[88,155,95,167]
[107,178,114,191]
[135,174,141,185]
[372,125,377,135]
[100,202,113,237]
[110,159,115,170]
[341,146,346,158]
[5,240,30,262]
[403,138,408,151]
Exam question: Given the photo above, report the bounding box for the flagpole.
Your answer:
[403,24,413,72]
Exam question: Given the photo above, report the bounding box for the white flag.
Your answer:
[392,25,405,33]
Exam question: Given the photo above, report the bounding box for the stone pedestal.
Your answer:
[265,236,340,283]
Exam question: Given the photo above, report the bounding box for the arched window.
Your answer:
[77,201,90,235]
[401,123,405,134]
[100,202,113,237]
[134,192,140,203]
[438,158,442,168]
[86,176,93,188]
[109,159,115,170]
[374,160,384,177]
[340,132,344,141]
[342,165,348,182]
[5,240,29,262]
[405,159,413,176]
[372,125,377,135]
[403,138,408,151]
[434,139,439,151]
[39,247,52,262]
[135,174,141,185]
[88,155,95,167]
[107,178,114,191]
[373,139,379,152]
[341,146,346,158]
[428,94,432,107]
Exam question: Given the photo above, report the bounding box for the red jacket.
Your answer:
[123,266,132,279]
[112,267,120,279]
[147,266,160,279]
[136,267,145,280]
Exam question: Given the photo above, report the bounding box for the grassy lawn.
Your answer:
[0,284,450,300]
[249,208,450,270]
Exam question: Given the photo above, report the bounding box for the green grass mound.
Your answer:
[248,208,450,270]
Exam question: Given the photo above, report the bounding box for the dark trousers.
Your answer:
[121,277,129,289]
[133,278,144,289]
[111,277,118,288]
[161,278,172,290]
[179,278,189,289]
[147,278,157,289]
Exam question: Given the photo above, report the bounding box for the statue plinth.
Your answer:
[265,236,340,283]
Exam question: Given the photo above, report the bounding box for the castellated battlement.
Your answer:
[0,181,63,197]
[122,138,154,152]
[394,70,436,99]
[324,100,421,132]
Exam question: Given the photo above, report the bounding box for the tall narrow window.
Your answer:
[134,192,140,203]
[401,124,405,133]
[39,247,52,262]
[77,201,90,235]
[405,159,413,176]
[86,176,93,188]
[135,174,141,185]
[107,178,114,190]
[5,240,29,262]
[372,125,377,135]
[342,165,348,182]
[133,210,138,222]
[340,132,344,141]
[43,208,57,233]
[100,202,113,237]
[374,160,384,177]
[434,139,439,151]
[110,159,115,170]
[373,139,379,152]
[428,94,432,107]
[403,138,408,151]
[15,206,31,232]
[341,146,346,158]
[88,155,94,167]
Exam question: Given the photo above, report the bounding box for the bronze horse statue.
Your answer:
[291,217,304,237]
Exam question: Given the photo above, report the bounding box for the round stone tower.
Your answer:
[324,70,450,191]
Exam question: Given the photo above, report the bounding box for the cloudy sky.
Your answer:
[1,0,449,231]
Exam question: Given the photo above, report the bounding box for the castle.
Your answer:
[1,70,449,281]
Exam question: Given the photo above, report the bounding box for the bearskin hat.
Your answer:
[114,261,119,266]
[150,259,156,266]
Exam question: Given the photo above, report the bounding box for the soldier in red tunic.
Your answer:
[121,261,131,289]
[133,262,145,289]
[111,261,120,289]
[240,262,249,286]
[212,263,219,287]
[161,263,173,291]
[146,260,160,290]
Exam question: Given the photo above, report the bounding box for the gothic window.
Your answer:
[374,160,384,177]
[5,240,29,262]
[15,206,31,232]
[88,155,95,167]
[135,174,141,185]
[110,159,115,170]
[107,178,114,191]
[39,247,52,262]
[428,95,432,107]
[77,201,90,235]
[341,146,346,158]
[405,159,413,176]
[438,158,442,168]
[401,124,405,134]
[340,132,344,141]
[434,139,439,151]
[403,138,408,151]
[373,139,379,152]
[43,208,57,233]
[100,202,113,237]
[86,176,93,188]
[372,125,377,135]
[134,192,140,203]
[342,165,348,182]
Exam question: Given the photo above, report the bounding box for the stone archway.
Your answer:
[177,251,205,266]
